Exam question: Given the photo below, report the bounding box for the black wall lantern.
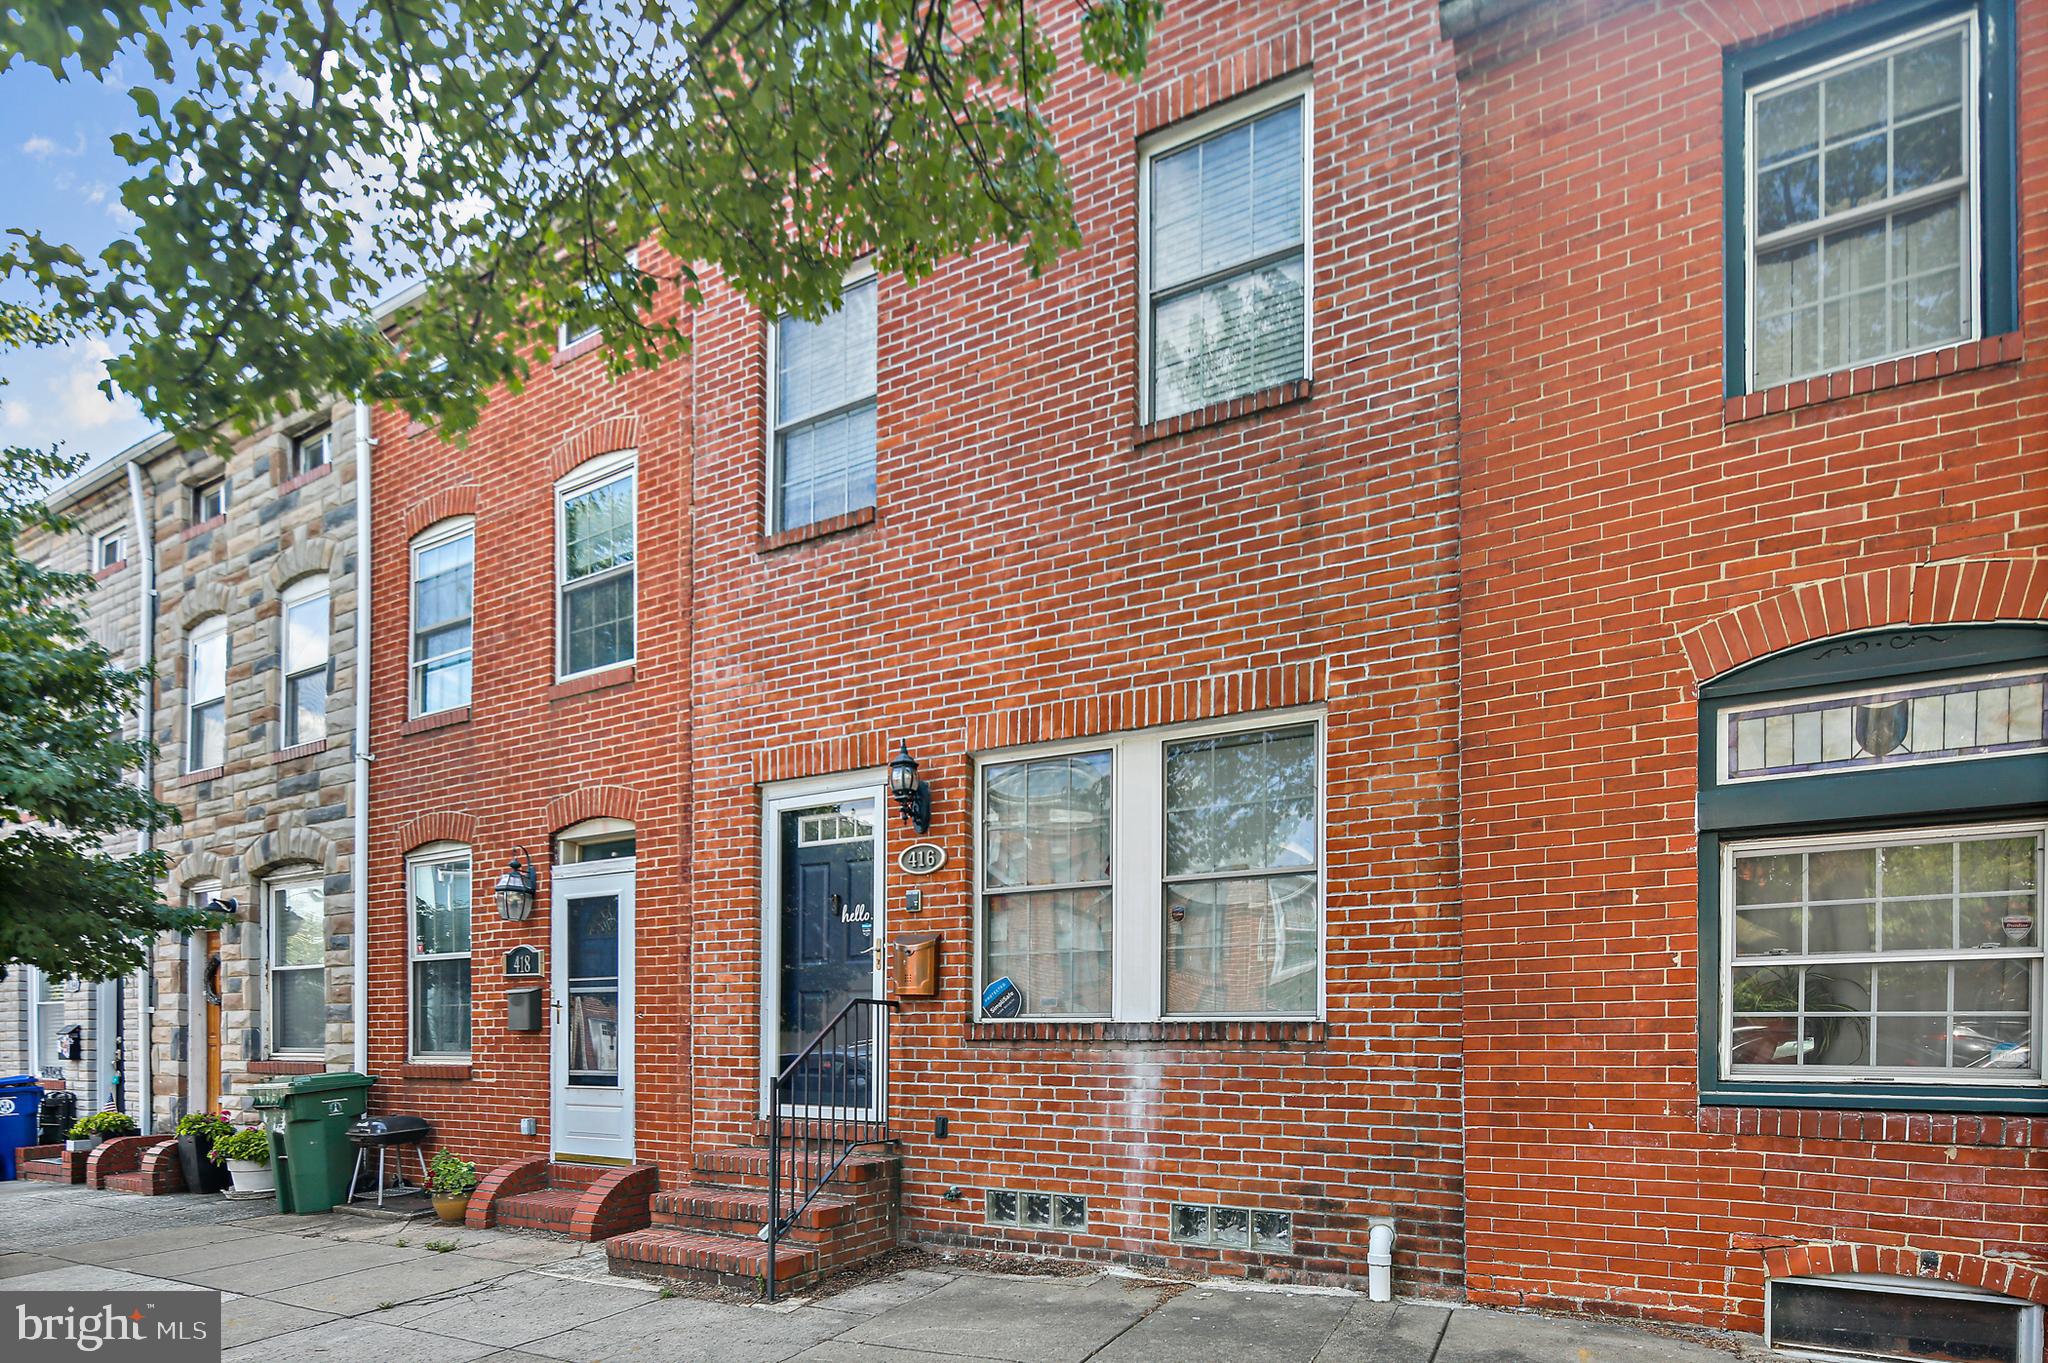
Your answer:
[494,848,539,922]
[888,741,932,834]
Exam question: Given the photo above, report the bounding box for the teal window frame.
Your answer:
[1722,0,2018,396]
[1698,624,2048,1114]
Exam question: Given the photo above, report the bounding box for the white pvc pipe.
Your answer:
[350,401,374,1077]
[126,459,155,1129]
[1367,1221,1395,1303]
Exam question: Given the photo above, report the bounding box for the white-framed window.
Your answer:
[409,519,473,715]
[185,616,228,772]
[265,873,325,1057]
[556,452,636,678]
[1744,13,1980,391]
[280,575,330,748]
[975,710,1324,1022]
[93,529,123,571]
[558,817,637,864]
[767,268,876,535]
[408,843,472,1058]
[1138,77,1312,424]
[558,247,643,351]
[28,967,68,1075]
[1722,821,2042,1083]
[289,424,332,477]
[190,476,227,524]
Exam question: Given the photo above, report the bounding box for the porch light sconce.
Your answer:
[494,848,539,922]
[888,741,932,835]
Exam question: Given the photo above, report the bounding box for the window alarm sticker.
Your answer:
[982,977,1025,1019]
[2003,914,2034,944]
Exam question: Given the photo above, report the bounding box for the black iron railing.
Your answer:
[765,996,898,1301]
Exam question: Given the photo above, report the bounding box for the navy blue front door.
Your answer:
[778,802,876,1109]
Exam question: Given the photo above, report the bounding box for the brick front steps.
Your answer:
[98,1138,187,1194]
[466,1157,657,1241]
[15,1144,86,1184]
[604,1145,899,1296]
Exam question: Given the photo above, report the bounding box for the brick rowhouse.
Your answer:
[363,248,693,1186]
[681,0,1466,1290]
[1449,0,2047,1337]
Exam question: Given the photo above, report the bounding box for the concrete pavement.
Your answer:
[0,1181,1765,1362]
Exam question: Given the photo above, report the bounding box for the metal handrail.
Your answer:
[765,996,898,1301]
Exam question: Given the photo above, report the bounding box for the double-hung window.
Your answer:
[408,846,472,1058]
[1701,625,2046,1109]
[410,520,473,715]
[557,454,636,677]
[1729,0,2018,393]
[976,713,1324,1022]
[29,968,67,1075]
[281,576,329,747]
[769,272,876,535]
[191,476,227,525]
[1140,80,1311,423]
[290,425,332,477]
[186,617,227,772]
[266,875,325,1057]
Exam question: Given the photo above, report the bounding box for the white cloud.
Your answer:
[49,339,142,432]
[20,131,85,159]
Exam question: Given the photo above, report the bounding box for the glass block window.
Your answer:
[1725,827,2041,1078]
[267,877,325,1056]
[186,616,228,772]
[1743,15,1979,390]
[1722,669,2046,781]
[557,455,636,677]
[409,847,473,1058]
[980,750,1115,1018]
[410,521,473,715]
[281,576,329,748]
[1170,1201,1292,1252]
[771,275,876,534]
[1143,87,1308,422]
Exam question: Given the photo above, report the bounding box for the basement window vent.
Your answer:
[984,1189,1087,1231]
[1767,1275,2044,1363]
[1169,1202,1292,1253]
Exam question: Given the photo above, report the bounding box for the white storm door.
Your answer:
[551,863,636,1161]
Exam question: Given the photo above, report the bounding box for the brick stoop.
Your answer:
[86,1135,168,1190]
[604,1145,900,1296]
[103,1139,188,1195]
[15,1144,85,1184]
[468,1158,656,1241]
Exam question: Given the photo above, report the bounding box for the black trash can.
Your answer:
[35,1091,77,1147]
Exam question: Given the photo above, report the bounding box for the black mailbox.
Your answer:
[507,986,543,1032]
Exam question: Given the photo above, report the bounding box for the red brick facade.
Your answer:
[1452,0,2047,1333]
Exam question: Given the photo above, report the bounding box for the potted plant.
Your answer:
[208,1125,274,1194]
[173,1111,234,1193]
[66,1109,139,1154]
[427,1149,479,1224]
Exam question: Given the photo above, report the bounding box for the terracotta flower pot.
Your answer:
[432,1192,471,1224]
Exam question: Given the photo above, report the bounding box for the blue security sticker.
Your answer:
[981,976,1025,1019]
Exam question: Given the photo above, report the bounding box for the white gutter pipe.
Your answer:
[126,460,156,1129]
[1367,1221,1395,1303]
[350,401,374,1076]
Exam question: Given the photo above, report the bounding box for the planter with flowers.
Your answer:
[174,1111,234,1193]
[428,1149,480,1224]
[208,1125,274,1195]
[66,1109,138,1155]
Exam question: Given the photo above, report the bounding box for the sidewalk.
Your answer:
[0,1181,1765,1362]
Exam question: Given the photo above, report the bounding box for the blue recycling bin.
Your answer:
[0,1074,46,1180]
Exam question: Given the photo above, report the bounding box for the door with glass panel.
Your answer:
[552,864,635,1161]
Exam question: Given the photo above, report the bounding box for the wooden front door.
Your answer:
[202,931,222,1113]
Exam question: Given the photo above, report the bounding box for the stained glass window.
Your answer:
[1723,669,2045,781]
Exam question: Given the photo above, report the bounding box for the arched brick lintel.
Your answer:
[544,785,641,835]
[404,485,480,541]
[1758,1241,2048,1308]
[549,416,640,483]
[397,809,480,854]
[1680,556,2048,685]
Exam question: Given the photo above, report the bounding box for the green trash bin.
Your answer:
[272,1072,375,1214]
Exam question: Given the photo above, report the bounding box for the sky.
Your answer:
[0,55,159,467]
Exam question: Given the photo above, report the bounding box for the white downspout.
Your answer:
[350,401,374,1076]
[126,459,155,1129]
[1367,1221,1395,1303]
